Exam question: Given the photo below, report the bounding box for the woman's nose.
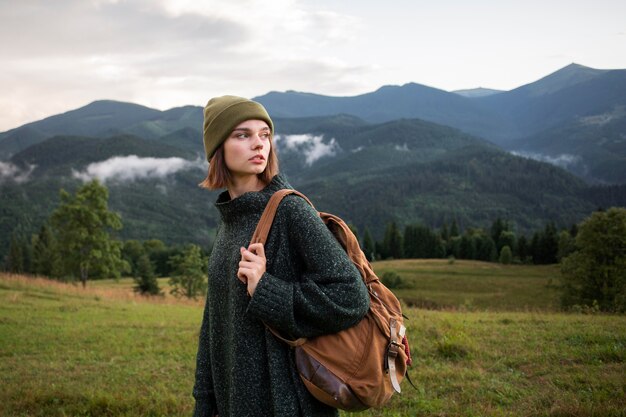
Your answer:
[251,134,264,149]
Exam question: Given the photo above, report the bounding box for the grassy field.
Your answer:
[1,260,625,417]
[374,259,562,311]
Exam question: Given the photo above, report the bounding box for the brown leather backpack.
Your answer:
[250,189,412,411]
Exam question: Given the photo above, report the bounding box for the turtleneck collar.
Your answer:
[215,174,293,224]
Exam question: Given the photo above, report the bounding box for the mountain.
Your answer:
[255,84,508,142]
[0,115,603,257]
[477,65,626,142]
[2,63,625,184]
[0,101,203,159]
[507,63,607,97]
[253,63,626,183]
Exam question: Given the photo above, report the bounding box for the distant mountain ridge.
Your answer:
[0,62,624,194]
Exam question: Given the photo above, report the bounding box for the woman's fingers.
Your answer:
[248,243,265,258]
[238,244,266,296]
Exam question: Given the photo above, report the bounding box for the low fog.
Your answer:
[0,161,35,184]
[511,151,581,169]
[72,155,205,183]
[275,134,339,166]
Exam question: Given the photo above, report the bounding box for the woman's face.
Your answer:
[223,119,271,180]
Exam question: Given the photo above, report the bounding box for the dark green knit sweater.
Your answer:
[192,175,370,417]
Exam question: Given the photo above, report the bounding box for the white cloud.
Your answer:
[395,143,410,151]
[275,134,340,166]
[72,155,205,182]
[0,162,35,183]
[511,151,581,169]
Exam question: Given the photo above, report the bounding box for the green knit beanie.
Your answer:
[202,95,274,161]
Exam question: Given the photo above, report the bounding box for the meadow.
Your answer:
[1,260,624,417]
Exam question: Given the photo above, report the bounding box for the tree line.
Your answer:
[3,181,625,312]
[358,218,573,266]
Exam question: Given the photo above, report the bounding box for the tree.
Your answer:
[490,218,507,250]
[561,208,626,312]
[122,240,146,278]
[538,222,559,264]
[383,222,403,259]
[50,180,128,287]
[499,245,513,265]
[557,230,576,262]
[31,224,57,276]
[362,228,375,262]
[459,233,476,260]
[517,235,529,263]
[5,234,26,273]
[144,239,173,277]
[169,244,208,299]
[498,231,516,255]
[475,234,497,262]
[404,224,444,259]
[133,254,161,296]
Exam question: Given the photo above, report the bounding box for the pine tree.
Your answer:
[362,228,375,262]
[31,224,56,276]
[459,234,476,260]
[440,223,450,242]
[169,244,207,299]
[134,254,161,296]
[490,218,506,249]
[383,222,403,259]
[539,222,559,264]
[517,235,529,263]
[5,234,25,273]
[450,220,460,237]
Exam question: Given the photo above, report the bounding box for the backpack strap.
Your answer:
[250,189,315,245]
[250,188,315,347]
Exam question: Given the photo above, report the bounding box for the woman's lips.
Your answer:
[249,155,265,163]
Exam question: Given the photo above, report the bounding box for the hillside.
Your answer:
[0,115,602,255]
[509,108,626,184]
[1,134,219,255]
[0,101,203,159]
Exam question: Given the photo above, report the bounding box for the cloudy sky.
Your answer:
[1,0,625,131]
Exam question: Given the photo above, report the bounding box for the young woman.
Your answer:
[192,96,370,417]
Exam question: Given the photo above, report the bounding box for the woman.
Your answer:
[192,95,370,417]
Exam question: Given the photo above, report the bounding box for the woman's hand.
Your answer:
[237,243,266,296]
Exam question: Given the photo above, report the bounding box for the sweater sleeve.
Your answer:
[247,196,370,338]
[192,295,218,417]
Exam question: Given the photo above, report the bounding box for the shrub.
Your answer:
[381,270,413,289]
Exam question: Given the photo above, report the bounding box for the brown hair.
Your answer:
[199,136,279,190]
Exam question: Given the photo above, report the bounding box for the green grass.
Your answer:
[0,275,200,417]
[373,259,562,311]
[1,266,625,417]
